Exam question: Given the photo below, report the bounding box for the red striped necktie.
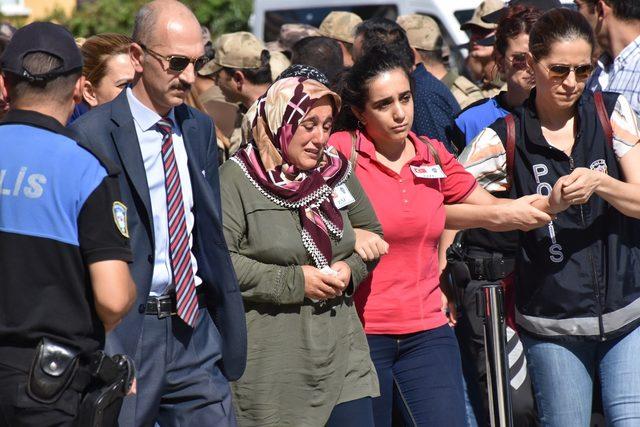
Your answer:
[157,117,199,327]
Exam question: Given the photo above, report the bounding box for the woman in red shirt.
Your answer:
[329,46,561,426]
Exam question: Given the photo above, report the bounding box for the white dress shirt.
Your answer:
[126,87,202,296]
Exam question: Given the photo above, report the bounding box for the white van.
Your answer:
[251,0,480,69]
[251,0,577,74]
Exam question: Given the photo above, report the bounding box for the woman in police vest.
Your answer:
[459,8,640,426]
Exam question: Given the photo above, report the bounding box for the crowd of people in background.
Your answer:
[1,0,640,426]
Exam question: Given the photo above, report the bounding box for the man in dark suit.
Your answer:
[71,1,246,425]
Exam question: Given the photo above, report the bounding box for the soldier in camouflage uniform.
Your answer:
[460,0,506,98]
[265,23,322,56]
[269,51,291,81]
[318,11,362,67]
[199,32,272,157]
[398,14,484,110]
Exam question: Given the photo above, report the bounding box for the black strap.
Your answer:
[465,255,515,281]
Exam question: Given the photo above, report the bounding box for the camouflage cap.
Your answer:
[397,14,441,51]
[319,11,363,44]
[482,0,561,24]
[199,31,265,76]
[460,0,505,31]
[269,51,291,81]
[266,23,322,53]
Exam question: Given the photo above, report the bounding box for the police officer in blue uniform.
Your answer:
[0,22,136,426]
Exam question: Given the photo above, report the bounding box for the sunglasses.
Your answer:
[539,62,594,81]
[469,28,494,42]
[139,43,208,73]
[508,53,529,71]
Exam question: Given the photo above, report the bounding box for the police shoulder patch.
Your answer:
[112,201,129,238]
[589,159,608,175]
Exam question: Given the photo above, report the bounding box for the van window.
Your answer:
[453,9,474,27]
[264,5,398,42]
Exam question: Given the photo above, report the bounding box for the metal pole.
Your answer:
[480,284,513,427]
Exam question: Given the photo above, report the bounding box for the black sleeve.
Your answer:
[78,175,133,264]
[449,122,466,156]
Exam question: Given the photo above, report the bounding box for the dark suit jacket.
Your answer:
[70,90,247,380]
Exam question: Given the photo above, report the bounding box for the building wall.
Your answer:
[24,0,75,20]
[0,0,75,21]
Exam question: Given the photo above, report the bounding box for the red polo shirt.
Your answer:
[329,131,477,334]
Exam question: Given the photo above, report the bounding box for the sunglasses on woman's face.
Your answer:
[139,43,208,73]
[508,53,529,71]
[540,62,594,81]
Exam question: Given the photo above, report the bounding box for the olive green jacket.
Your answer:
[220,160,382,426]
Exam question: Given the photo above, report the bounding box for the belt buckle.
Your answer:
[155,294,174,319]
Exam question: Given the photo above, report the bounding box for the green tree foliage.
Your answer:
[47,0,252,38]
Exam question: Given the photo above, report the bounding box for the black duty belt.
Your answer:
[144,288,207,319]
[464,253,515,282]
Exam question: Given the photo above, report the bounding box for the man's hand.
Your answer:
[127,378,137,396]
[495,194,553,231]
[302,266,347,300]
[441,292,457,326]
[561,167,603,205]
[354,229,389,261]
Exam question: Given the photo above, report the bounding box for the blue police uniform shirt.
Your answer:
[1,124,105,244]
[0,109,131,370]
[454,93,510,147]
[411,63,461,153]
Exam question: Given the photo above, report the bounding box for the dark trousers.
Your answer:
[118,307,236,427]
[326,397,375,427]
[367,324,467,427]
[0,361,87,427]
[456,278,538,426]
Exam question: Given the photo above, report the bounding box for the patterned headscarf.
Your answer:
[278,64,330,86]
[232,77,349,267]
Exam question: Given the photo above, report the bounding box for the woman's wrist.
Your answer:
[485,204,505,229]
[592,170,607,196]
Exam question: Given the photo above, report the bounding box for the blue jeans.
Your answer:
[326,398,374,427]
[367,324,467,427]
[522,326,640,427]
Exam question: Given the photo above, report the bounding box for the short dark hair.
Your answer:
[222,50,272,85]
[354,18,415,68]
[581,0,599,11]
[291,36,344,84]
[416,48,443,65]
[494,5,543,58]
[604,0,640,21]
[335,45,413,131]
[529,8,595,61]
[4,52,80,104]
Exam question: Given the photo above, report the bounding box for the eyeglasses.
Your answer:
[139,43,208,73]
[538,61,594,81]
[507,53,529,71]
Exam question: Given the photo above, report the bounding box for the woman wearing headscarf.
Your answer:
[220,76,382,426]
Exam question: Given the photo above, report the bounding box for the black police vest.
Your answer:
[491,91,640,341]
